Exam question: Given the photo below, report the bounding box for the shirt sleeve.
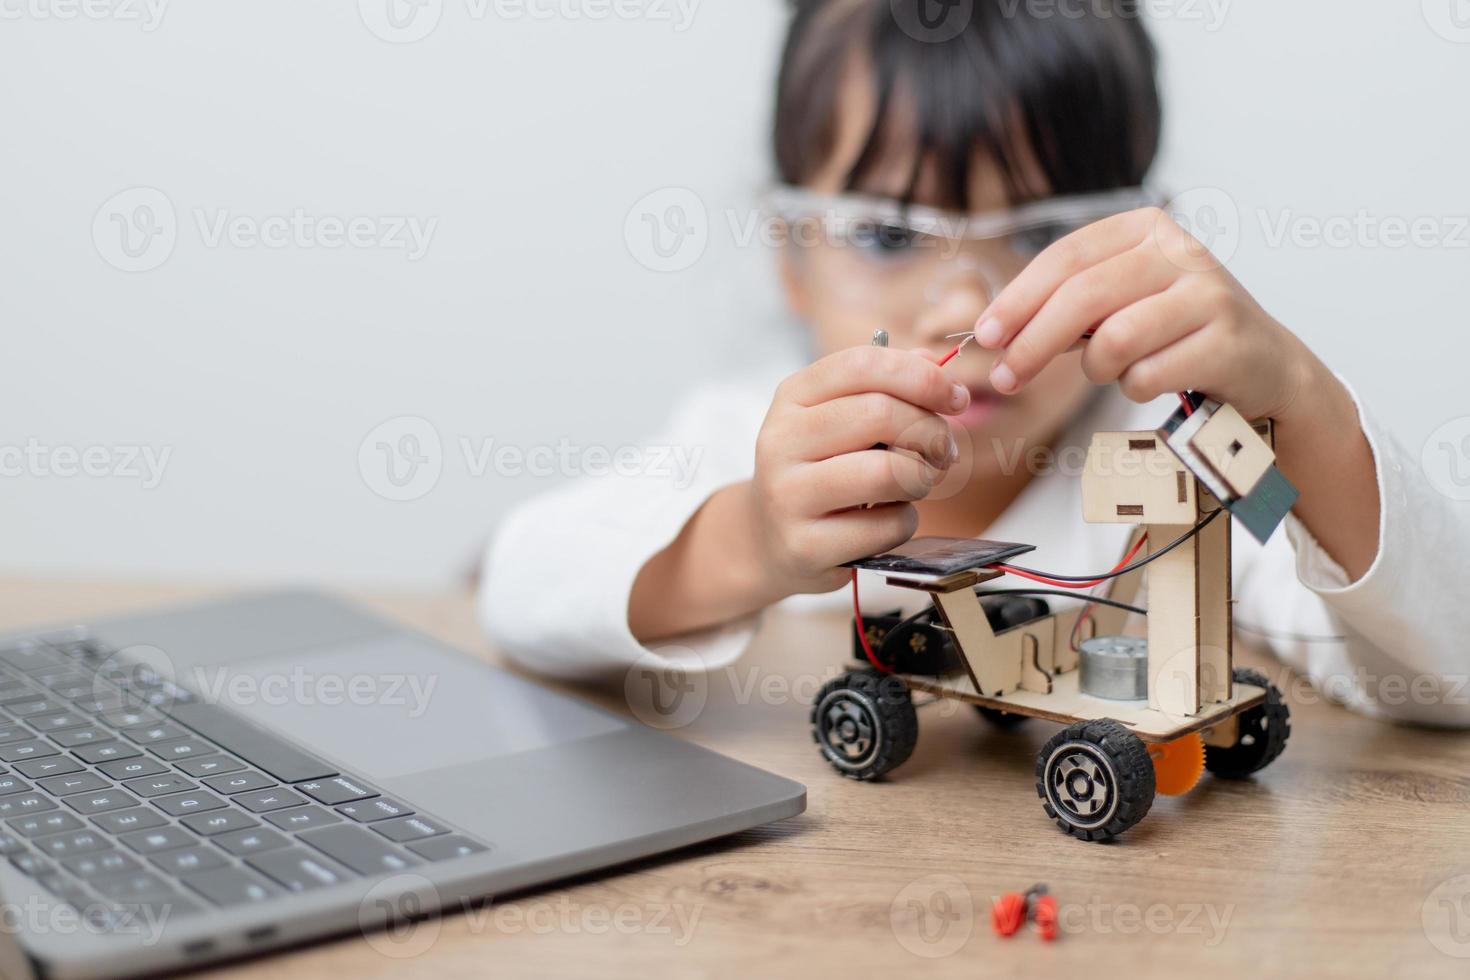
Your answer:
[1234,379,1470,727]
[477,380,770,681]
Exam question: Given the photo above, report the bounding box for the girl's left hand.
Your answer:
[973,206,1319,423]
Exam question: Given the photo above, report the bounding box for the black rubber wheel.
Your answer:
[810,670,918,781]
[974,705,1029,729]
[1036,719,1156,842]
[1205,667,1291,779]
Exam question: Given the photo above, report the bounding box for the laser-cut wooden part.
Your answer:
[1144,522,1202,717]
[931,588,1021,696]
[1186,402,1275,499]
[1081,431,1196,525]
[1196,494,1234,704]
[900,670,1266,743]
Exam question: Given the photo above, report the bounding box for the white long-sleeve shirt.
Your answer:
[479,362,1470,727]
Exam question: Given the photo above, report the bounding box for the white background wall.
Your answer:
[3,1,1467,589]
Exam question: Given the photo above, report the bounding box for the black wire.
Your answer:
[864,588,1147,643]
[992,508,1224,583]
[975,588,1147,617]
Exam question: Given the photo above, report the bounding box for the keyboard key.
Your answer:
[299,825,420,875]
[297,776,376,806]
[213,827,289,857]
[0,644,69,672]
[373,815,449,843]
[74,741,141,764]
[98,757,167,780]
[51,727,111,748]
[9,812,83,838]
[0,741,60,763]
[92,808,167,834]
[0,831,23,854]
[119,825,196,854]
[10,852,54,876]
[150,846,226,875]
[36,830,110,858]
[181,810,258,836]
[123,722,186,745]
[92,870,176,902]
[98,707,165,729]
[176,756,244,778]
[406,835,490,862]
[65,789,139,815]
[147,738,214,761]
[164,701,338,783]
[7,698,62,718]
[28,711,88,732]
[37,772,109,797]
[152,790,226,817]
[0,774,29,795]
[121,774,196,798]
[264,806,341,833]
[0,726,34,745]
[0,687,40,708]
[15,756,83,779]
[0,793,57,818]
[248,847,354,892]
[202,771,275,795]
[64,850,140,878]
[337,798,412,823]
[233,788,306,813]
[179,866,281,906]
[37,872,96,909]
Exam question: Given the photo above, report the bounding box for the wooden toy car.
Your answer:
[811,398,1295,841]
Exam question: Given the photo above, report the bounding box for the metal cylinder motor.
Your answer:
[1078,635,1149,701]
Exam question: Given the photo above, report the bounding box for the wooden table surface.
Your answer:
[3,577,1468,980]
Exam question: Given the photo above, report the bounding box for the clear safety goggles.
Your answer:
[764,185,1162,305]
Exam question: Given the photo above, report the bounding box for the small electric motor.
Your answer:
[1078,635,1148,701]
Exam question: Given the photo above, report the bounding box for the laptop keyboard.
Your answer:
[0,632,490,926]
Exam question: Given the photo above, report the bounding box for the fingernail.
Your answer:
[950,383,970,412]
[976,317,1004,348]
[990,363,1017,394]
[948,434,960,462]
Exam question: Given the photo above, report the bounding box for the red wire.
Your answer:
[990,531,1149,590]
[937,342,965,367]
[851,569,891,673]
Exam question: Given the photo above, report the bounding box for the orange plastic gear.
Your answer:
[1148,733,1206,796]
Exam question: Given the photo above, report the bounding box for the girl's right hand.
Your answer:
[747,345,970,597]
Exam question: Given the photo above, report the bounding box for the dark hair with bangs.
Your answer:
[773,0,1162,209]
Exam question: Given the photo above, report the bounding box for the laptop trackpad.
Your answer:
[200,633,625,781]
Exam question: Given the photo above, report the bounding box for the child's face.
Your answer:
[780,64,1095,466]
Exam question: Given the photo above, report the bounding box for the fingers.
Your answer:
[1079,280,1208,385]
[792,394,957,465]
[781,346,970,417]
[974,208,1158,351]
[788,450,948,513]
[803,503,919,571]
[989,243,1178,393]
[1115,324,1231,404]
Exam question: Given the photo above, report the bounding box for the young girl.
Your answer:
[480,0,1469,726]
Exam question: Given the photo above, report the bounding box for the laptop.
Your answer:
[0,592,805,979]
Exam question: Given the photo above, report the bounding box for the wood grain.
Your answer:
[2,577,1467,980]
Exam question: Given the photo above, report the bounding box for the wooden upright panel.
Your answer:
[1196,493,1233,704]
[1145,523,1202,717]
